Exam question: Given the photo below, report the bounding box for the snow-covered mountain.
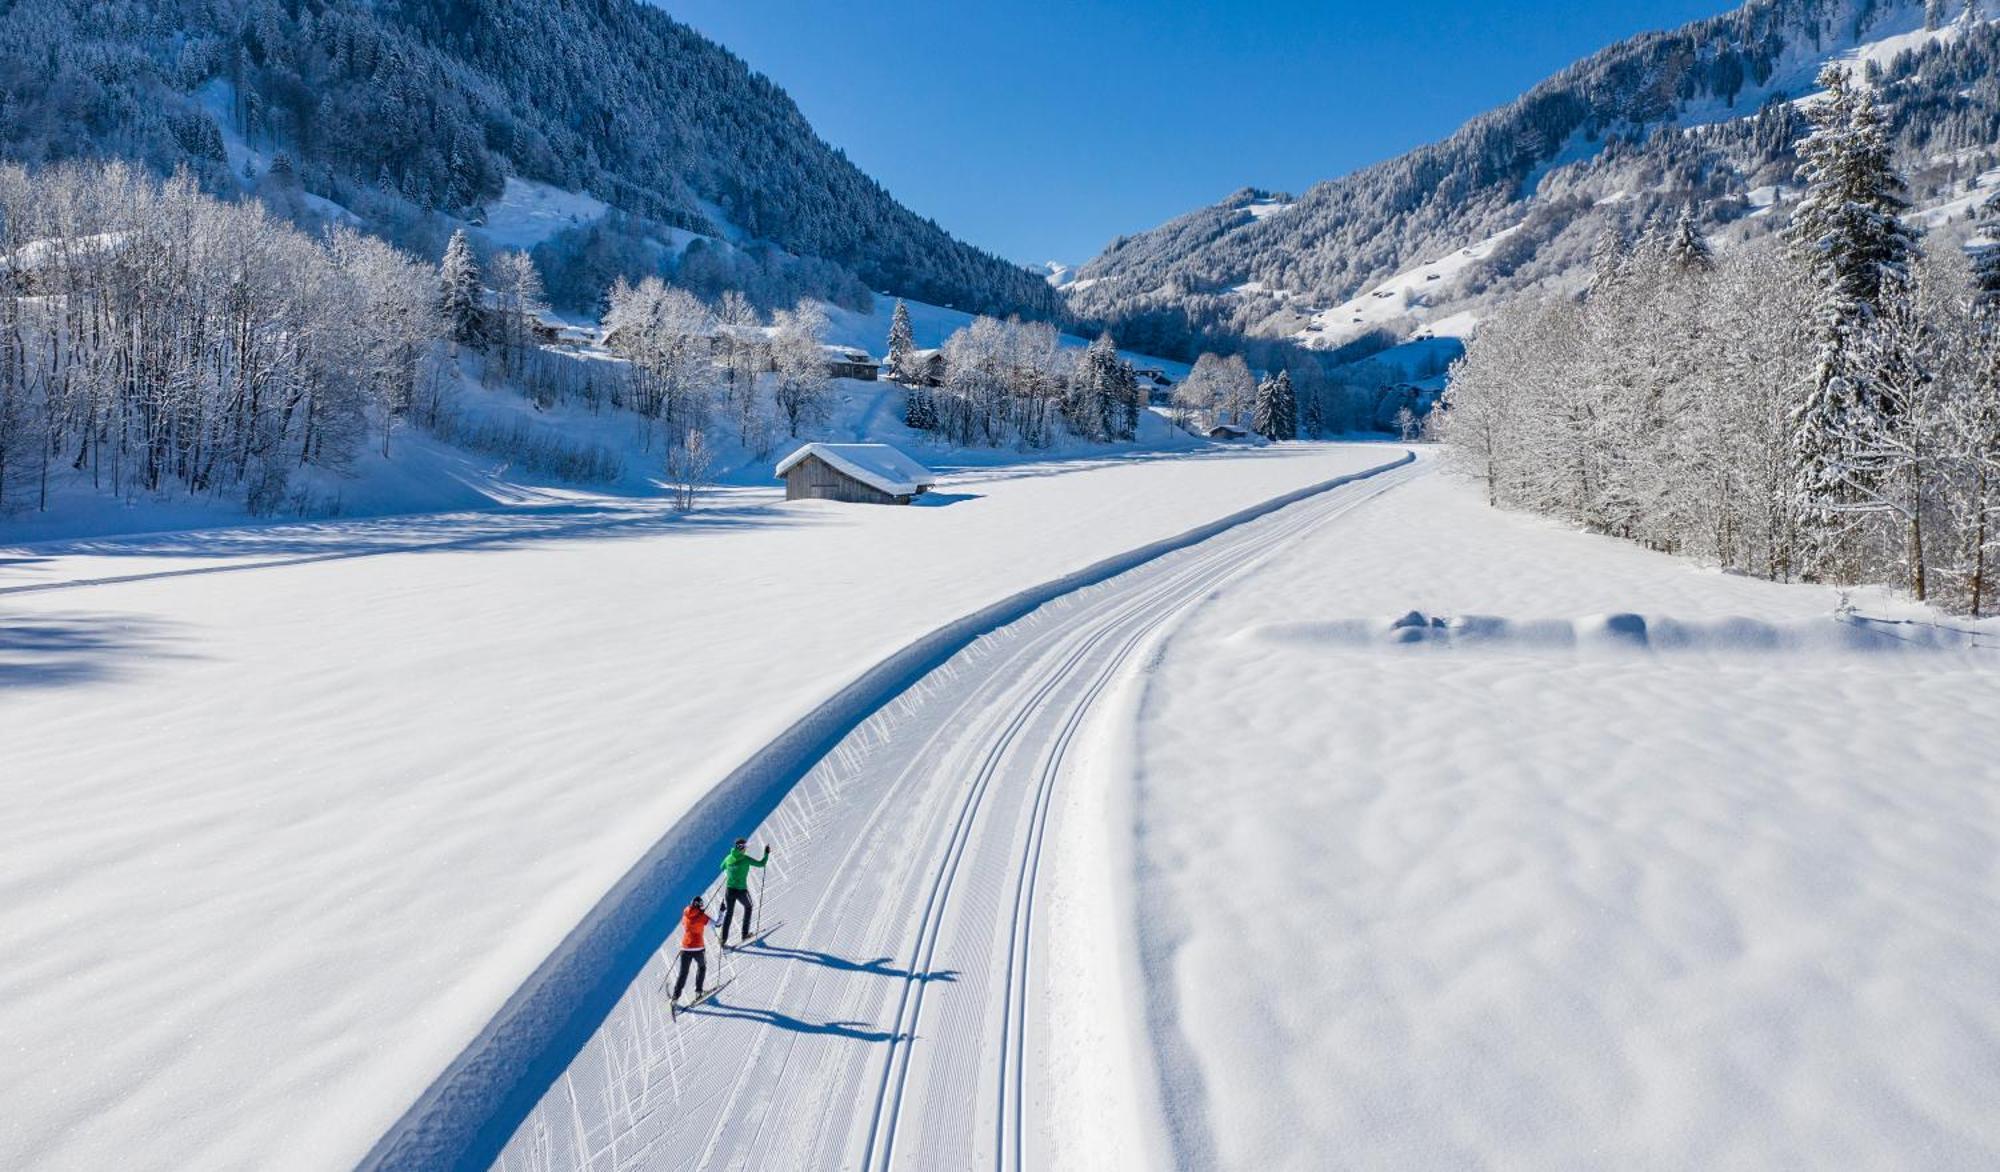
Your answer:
[0,0,1061,321]
[1066,0,2000,361]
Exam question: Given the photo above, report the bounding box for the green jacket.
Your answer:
[720,845,769,890]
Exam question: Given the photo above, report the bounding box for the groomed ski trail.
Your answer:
[437,452,1422,1171]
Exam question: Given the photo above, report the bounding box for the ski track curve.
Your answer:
[369,451,1420,1172]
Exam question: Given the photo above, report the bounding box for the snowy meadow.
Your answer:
[1127,464,2000,1170]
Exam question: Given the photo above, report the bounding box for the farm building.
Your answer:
[776,443,937,505]
[822,345,881,380]
[1207,423,1254,441]
[892,348,947,387]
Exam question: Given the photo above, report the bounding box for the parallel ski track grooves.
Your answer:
[858,460,1421,1171]
[469,452,1418,1172]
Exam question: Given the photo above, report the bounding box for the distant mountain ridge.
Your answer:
[0,0,1062,319]
[1066,0,2000,362]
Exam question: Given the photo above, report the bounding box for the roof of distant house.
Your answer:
[775,442,937,497]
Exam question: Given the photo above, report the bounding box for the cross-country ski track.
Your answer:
[362,450,1420,1171]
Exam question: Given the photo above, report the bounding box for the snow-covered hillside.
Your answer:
[1292,223,1524,350]
[1067,0,2000,361]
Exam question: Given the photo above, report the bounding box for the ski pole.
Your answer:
[756,844,768,935]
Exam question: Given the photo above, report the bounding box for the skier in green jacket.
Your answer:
[718,837,770,946]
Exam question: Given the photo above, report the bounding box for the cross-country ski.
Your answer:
[670,980,734,1022]
[10,1,2000,1169]
[723,922,783,952]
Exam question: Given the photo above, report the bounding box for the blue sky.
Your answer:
[660,1,1730,267]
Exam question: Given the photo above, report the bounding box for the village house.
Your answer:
[897,348,948,387]
[821,344,880,380]
[776,442,937,505]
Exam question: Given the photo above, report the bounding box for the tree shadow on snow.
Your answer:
[1,499,826,593]
[0,612,192,690]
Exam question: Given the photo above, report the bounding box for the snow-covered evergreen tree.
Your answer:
[1066,333,1126,443]
[439,229,484,346]
[887,300,917,383]
[1252,371,1296,441]
[1272,370,1298,440]
[1787,66,1918,311]
[1957,0,1983,37]
[1665,206,1716,274]
[1786,64,1921,578]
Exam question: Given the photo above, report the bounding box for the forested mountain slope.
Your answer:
[0,0,1060,319]
[1067,0,2000,361]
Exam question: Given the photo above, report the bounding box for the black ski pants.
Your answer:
[720,886,754,944]
[672,948,706,999]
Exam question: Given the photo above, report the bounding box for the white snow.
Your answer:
[1295,224,1524,350]
[1242,197,1295,221]
[774,441,936,496]
[1674,1,1984,131]
[11,442,1998,1168]
[1745,182,1792,218]
[0,232,130,274]
[0,444,1390,1171]
[1118,458,2000,1169]
[1912,167,2000,228]
[474,178,611,250]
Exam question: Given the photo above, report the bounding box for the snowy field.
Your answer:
[10,445,1997,1170]
[0,443,1385,1171]
[1122,460,2000,1170]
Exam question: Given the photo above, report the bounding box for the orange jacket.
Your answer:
[681,905,710,950]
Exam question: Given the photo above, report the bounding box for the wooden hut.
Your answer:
[822,345,881,381]
[776,442,937,505]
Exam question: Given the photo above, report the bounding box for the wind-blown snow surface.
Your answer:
[0,444,1384,1171]
[1124,461,2000,1169]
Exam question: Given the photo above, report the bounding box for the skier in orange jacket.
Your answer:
[672,896,711,1000]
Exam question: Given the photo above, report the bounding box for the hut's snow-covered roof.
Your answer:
[775,443,937,497]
